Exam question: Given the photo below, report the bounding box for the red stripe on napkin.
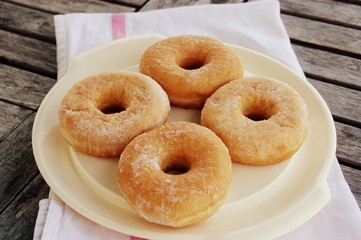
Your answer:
[111,13,126,39]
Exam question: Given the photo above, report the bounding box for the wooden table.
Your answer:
[0,0,360,239]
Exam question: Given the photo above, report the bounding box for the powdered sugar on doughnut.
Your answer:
[117,122,232,227]
[58,72,170,157]
[139,35,244,108]
[201,76,309,165]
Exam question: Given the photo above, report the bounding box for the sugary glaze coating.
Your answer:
[201,77,309,165]
[116,122,232,227]
[58,72,170,157]
[139,35,243,108]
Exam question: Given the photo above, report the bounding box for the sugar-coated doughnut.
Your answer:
[201,77,309,165]
[116,122,232,227]
[58,72,170,157]
[139,35,243,108]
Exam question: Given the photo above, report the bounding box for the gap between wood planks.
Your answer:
[0,57,57,80]
[339,157,361,170]
[0,25,55,44]
[290,39,361,61]
[337,0,361,6]
[280,10,361,31]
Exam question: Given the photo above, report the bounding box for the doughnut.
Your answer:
[58,72,170,157]
[139,35,243,108]
[201,76,309,165]
[116,122,232,227]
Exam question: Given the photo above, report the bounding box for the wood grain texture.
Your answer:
[0,29,56,77]
[280,0,361,28]
[0,64,55,110]
[0,101,31,142]
[5,0,135,14]
[336,122,361,168]
[341,165,361,207]
[0,113,39,213]
[308,78,361,126]
[0,1,55,42]
[140,0,245,11]
[292,44,361,90]
[0,174,49,240]
[282,14,361,56]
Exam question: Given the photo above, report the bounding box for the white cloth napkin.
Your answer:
[34,0,361,239]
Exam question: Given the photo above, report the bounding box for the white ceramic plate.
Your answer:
[32,35,336,240]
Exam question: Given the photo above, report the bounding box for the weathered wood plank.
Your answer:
[5,0,135,14]
[341,165,361,208]
[0,64,55,110]
[282,14,361,56]
[0,174,49,240]
[336,122,361,168]
[292,44,361,90]
[308,78,361,126]
[0,113,39,213]
[0,101,31,142]
[140,0,245,11]
[280,0,361,28]
[0,1,55,42]
[0,29,56,77]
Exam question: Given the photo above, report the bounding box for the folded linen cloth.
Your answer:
[34,0,361,239]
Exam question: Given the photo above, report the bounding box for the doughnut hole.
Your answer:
[98,95,127,115]
[100,103,125,114]
[178,55,206,70]
[161,157,191,175]
[242,97,277,121]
